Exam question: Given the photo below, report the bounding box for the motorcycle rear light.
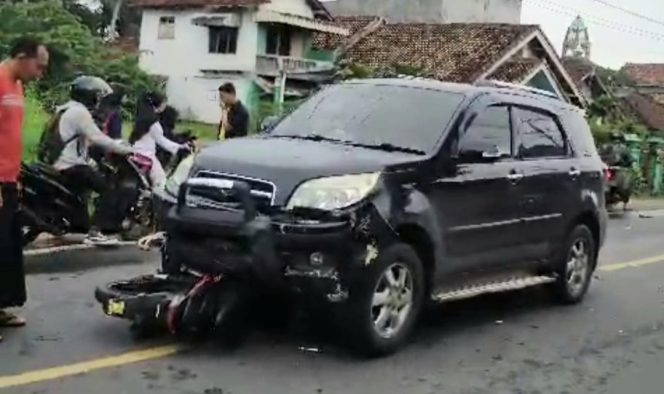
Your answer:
[603,168,613,182]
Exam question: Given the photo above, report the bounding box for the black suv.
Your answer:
[159,78,607,355]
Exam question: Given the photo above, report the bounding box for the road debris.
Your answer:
[298,346,321,353]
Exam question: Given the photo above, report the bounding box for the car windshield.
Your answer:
[270,83,465,154]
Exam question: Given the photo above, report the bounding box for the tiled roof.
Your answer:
[313,19,538,83]
[488,58,541,82]
[562,57,595,85]
[132,0,267,8]
[624,92,664,130]
[131,0,332,19]
[623,63,664,86]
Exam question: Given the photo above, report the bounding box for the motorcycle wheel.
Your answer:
[21,227,41,247]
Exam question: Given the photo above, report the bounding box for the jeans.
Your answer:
[0,183,26,308]
[59,165,129,233]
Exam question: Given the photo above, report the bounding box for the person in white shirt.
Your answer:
[129,92,187,189]
[53,76,135,246]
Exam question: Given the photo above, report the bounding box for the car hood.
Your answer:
[192,136,422,205]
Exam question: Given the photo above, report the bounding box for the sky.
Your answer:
[521,0,664,69]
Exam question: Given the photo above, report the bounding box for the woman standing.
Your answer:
[130,92,187,189]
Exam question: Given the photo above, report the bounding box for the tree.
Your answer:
[0,2,156,111]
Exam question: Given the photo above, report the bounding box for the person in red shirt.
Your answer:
[0,37,49,341]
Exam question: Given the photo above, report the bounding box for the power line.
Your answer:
[526,0,664,42]
[586,0,664,29]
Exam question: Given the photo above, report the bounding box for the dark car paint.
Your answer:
[174,79,607,297]
[193,136,424,206]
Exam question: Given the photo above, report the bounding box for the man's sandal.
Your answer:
[0,311,26,327]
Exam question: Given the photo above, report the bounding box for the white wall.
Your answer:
[259,0,314,19]
[167,75,254,124]
[139,9,259,77]
[322,0,522,23]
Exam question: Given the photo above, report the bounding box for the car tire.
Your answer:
[342,243,425,357]
[553,224,596,304]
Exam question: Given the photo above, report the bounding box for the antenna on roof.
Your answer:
[474,79,561,100]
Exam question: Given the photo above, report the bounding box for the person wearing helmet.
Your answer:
[52,76,134,246]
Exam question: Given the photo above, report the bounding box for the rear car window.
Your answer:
[514,108,567,159]
[459,106,512,158]
[560,110,599,158]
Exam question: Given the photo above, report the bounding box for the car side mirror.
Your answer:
[260,116,280,133]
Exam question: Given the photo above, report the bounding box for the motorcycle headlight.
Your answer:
[286,172,380,211]
[164,154,195,197]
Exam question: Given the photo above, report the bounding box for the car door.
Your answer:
[512,106,575,259]
[432,104,526,275]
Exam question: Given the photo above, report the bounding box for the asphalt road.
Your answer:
[3,212,664,394]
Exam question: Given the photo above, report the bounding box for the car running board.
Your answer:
[431,275,557,303]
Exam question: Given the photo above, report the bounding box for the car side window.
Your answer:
[458,106,512,160]
[514,108,567,159]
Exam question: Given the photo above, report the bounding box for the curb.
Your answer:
[24,242,159,274]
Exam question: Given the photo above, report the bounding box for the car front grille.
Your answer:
[186,171,276,212]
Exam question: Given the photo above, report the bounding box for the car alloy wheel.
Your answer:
[371,263,414,339]
[566,238,590,298]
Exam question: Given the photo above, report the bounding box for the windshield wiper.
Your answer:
[271,134,346,144]
[346,142,426,155]
[271,135,426,155]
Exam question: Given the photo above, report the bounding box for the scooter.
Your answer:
[604,164,634,210]
[20,145,194,246]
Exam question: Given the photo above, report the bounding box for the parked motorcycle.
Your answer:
[20,144,194,246]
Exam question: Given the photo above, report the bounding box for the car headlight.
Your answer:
[164,155,195,197]
[286,172,380,211]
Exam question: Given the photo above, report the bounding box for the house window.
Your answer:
[158,16,175,40]
[265,25,292,56]
[209,26,238,54]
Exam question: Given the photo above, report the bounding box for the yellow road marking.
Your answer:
[599,253,664,272]
[0,345,180,389]
[3,254,664,389]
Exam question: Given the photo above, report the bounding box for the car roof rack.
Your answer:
[474,79,561,101]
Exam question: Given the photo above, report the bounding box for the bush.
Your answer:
[0,2,157,113]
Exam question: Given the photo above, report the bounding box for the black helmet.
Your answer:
[70,76,113,109]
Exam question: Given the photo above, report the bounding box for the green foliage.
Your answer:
[253,99,304,132]
[22,88,50,162]
[0,2,156,112]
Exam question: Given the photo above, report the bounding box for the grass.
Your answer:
[22,95,218,163]
[23,91,50,163]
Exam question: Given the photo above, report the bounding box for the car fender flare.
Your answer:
[369,186,445,279]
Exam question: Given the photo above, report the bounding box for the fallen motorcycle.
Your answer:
[95,180,284,343]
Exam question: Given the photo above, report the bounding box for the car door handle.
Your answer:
[507,172,524,183]
[569,168,581,177]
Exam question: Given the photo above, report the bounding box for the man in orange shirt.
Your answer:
[0,37,49,341]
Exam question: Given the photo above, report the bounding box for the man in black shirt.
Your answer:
[218,82,249,140]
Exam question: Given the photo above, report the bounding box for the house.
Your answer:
[621,64,664,131]
[320,0,522,24]
[132,0,348,123]
[313,17,586,106]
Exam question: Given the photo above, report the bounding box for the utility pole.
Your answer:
[273,57,287,114]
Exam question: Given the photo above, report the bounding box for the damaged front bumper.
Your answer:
[164,180,391,305]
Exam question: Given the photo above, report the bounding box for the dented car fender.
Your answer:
[366,182,445,280]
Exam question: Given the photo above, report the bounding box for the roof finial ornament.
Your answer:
[563,15,592,59]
